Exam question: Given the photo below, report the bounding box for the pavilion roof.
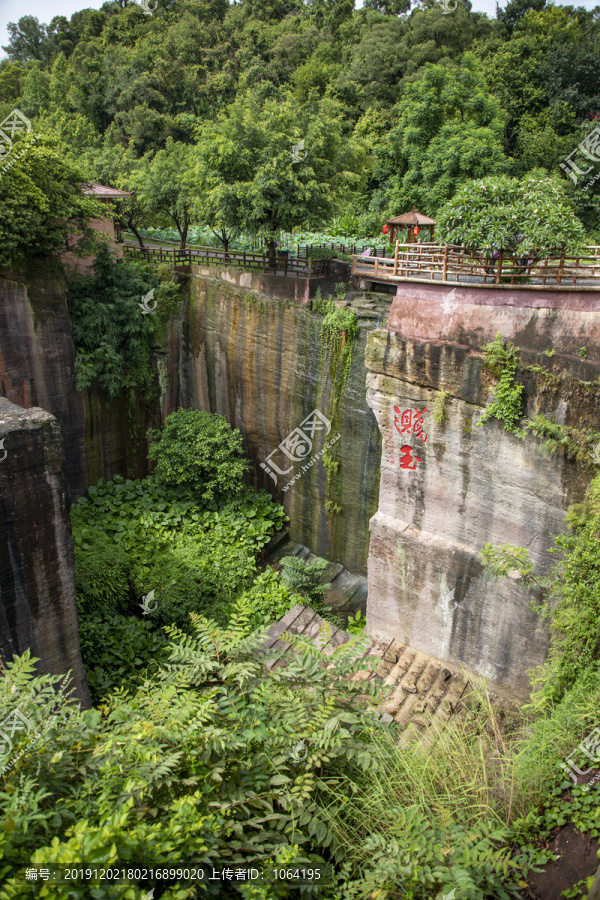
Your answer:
[81,182,132,198]
[385,208,436,226]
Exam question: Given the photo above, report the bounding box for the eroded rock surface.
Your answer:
[364,283,600,698]
[0,398,89,704]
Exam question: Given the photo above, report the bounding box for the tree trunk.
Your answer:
[179,216,189,250]
[268,238,277,268]
[129,223,145,249]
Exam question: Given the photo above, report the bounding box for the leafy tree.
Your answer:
[148,409,250,501]
[496,0,547,36]
[132,139,197,248]
[66,252,172,401]
[192,89,365,259]
[381,55,508,216]
[0,136,104,268]
[436,174,586,252]
[20,61,50,118]
[2,16,56,64]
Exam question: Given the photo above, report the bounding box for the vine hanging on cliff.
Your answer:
[478,332,524,437]
[319,306,359,519]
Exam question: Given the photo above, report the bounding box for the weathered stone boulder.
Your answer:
[0,398,89,704]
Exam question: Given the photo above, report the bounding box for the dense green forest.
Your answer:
[1,0,600,258]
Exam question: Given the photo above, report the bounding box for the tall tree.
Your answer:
[381,55,508,217]
[2,16,56,64]
[192,89,365,259]
[132,139,197,249]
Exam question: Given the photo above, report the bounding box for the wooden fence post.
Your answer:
[393,240,399,276]
[443,245,448,281]
[308,257,312,280]
[557,248,565,285]
[495,249,503,284]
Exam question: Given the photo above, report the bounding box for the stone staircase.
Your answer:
[262,603,471,742]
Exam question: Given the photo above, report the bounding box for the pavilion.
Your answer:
[384,207,436,246]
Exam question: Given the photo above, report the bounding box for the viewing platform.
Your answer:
[352,242,600,292]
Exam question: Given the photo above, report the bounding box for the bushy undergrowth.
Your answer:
[67,251,181,403]
[6,417,600,898]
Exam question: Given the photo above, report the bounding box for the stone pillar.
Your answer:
[0,398,90,705]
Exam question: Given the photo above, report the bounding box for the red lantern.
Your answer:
[413,225,420,237]
[383,223,389,235]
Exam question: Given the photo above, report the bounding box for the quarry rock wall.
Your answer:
[365,281,600,697]
[0,398,90,704]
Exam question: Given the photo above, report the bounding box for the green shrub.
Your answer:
[478,333,524,436]
[70,514,130,615]
[79,611,168,704]
[67,251,180,403]
[148,409,249,503]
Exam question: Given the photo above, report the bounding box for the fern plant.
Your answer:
[478,333,524,436]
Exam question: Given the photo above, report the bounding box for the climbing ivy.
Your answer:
[478,332,524,437]
[432,390,452,426]
[320,307,359,405]
[525,414,600,467]
[319,306,360,520]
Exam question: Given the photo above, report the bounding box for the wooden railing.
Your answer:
[295,242,388,257]
[123,244,329,277]
[351,243,600,289]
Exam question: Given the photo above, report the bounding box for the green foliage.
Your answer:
[279,555,330,605]
[131,138,197,248]
[67,252,180,402]
[480,542,537,585]
[526,414,600,466]
[79,612,168,705]
[381,55,508,215]
[478,333,524,436]
[191,88,365,251]
[578,347,588,359]
[481,474,600,702]
[70,514,130,615]
[235,567,299,631]
[73,470,287,635]
[432,389,452,426]
[535,474,600,699]
[346,609,366,635]
[0,617,383,894]
[0,135,104,267]
[437,174,586,253]
[148,409,249,503]
[320,307,359,398]
[319,306,359,521]
[312,288,335,316]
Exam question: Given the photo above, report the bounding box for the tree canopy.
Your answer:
[0,0,599,259]
[436,173,587,251]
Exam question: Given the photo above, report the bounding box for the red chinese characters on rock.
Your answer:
[393,406,428,470]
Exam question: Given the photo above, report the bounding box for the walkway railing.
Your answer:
[124,244,328,277]
[351,243,600,289]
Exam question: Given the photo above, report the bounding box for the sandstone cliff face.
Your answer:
[0,272,155,498]
[165,273,382,574]
[365,282,600,698]
[0,398,90,704]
